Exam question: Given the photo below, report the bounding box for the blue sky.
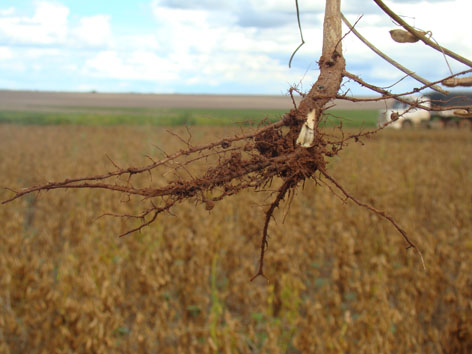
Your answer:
[0,0,469,95]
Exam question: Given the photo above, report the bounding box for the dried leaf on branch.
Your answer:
[389,29,420,43]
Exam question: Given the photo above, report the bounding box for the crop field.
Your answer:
[0,108,378,128]
[0,90,383,128]
[1,123,471,353]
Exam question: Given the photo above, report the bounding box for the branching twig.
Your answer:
[2,120,286,204]
[319,168,426,270]
[341,13,447,94]
[251,176,299,281]
[374,0,472,68]
[342,70,472,111]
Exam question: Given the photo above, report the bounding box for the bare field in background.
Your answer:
[1,125,471,353]
[0,90,381,127]
[0,90,387,112]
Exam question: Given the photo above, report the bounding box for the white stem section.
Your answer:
[296,109,317,147]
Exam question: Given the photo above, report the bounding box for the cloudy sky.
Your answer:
[0,0,470,95]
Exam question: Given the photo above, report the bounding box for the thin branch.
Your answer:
[342,71,433,110]
[320,168,426,270]
[342,70,472,111]
[105,154,122,170]
[2,186,18,194]
[335,14,363,54]
[2,120,287,204]
[374,0,472,68]
[442,76,472,87]
[166,129,193,149]
[2,182,148,204]
[288,0,305,68]
[341,13,448,94]
[251,176,298,281]
[380,74,409,90]
[118,210,160,238]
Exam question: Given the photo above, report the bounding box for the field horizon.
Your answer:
[0,90,383,127]
[0,89,388,111]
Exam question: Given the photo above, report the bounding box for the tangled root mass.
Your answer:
[2,106,423,280]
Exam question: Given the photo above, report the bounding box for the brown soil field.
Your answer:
[1,125,471,353]
[0,90,387,112]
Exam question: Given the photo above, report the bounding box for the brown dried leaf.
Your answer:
[389,29,419,43]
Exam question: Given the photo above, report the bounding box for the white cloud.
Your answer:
[0,0,469,94]
[0,7,14,16]
[151,4,227,54]
[0,2,69,45]
[245,0,324,13]
[72,15,111,47]
[24,48,61,58]
[145,1,314,92]
[83,50,180,82]
[0,46,13,60]
[119,34,161,51]
[0,2,113,49]
[63,63,78,71]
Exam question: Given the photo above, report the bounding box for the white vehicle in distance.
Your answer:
[378,95,430,129]
[378,92,472,129]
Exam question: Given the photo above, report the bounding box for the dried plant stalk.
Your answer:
[341,13,447,94]
[442,76,472,87]
[374,0,472,68]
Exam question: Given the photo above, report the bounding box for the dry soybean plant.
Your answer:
[3,0,471,279]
